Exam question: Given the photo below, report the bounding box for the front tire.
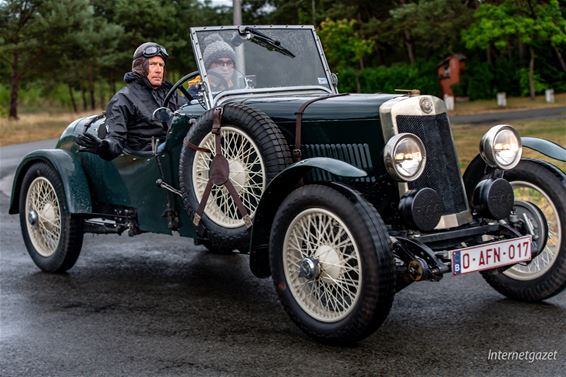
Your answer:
[270,185,395,344]
[19,162,84,273]
[481,160,566,301]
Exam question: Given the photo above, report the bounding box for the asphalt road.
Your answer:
[1,136,565,376]
[450,106,566,124]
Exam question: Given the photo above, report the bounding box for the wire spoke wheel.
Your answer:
[19,162,83,273]
[25,177,62,257]
[180,104,292,252]
[283,208,362,322]
[270,185,395,343]
[505,181,561,280]
[480,160,566,302]
[192,126,266,228]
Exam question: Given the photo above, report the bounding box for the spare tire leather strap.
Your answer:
[193,107,251,228]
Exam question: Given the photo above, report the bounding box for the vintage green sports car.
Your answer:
[9,25,566,343]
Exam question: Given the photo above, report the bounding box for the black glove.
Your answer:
[76,133,103,154]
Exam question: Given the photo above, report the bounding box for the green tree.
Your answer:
[318,18,374,71]
[0,0,101,118]
[1,0,45,119]
[462,0,566,99]
[387,0,475,63]
[318,19,374,92]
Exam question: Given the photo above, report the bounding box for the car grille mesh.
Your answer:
[396,114,468,215]
[302,143,375,183]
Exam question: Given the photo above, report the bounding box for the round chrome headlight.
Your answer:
[384,133,426,182]
[480,125,522,170]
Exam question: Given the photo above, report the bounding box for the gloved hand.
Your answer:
[76,133,103,154]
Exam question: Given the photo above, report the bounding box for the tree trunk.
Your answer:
[9,53,20,120]
[99,81,106,110]
[89,67,95,110]
[81,86,88,111]
[68,84,77,113]
[554,45,566,73]
[404,29,415,64]
[528,46,535,100]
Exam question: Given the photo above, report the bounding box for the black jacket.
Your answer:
[98,72,186,160]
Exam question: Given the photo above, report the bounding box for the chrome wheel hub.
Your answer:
[282,208,362,322]
[299,257,320,280]
[28,209,38,227]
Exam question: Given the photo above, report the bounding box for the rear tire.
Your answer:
[19,162,84,273]
[481,160,566,301]
[270,184,395,344]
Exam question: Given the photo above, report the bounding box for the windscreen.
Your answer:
[193,27,332,96]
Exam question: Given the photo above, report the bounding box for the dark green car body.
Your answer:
[10,25,566,344]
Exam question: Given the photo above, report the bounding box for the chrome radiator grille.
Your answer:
[396,114,468,215]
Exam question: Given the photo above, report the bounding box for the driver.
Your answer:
[76,42,186,160]
[202,36,245,91]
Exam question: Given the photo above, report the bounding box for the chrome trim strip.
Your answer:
[379,95,472,230]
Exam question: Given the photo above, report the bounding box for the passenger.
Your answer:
[76,42,186,160]
[202,35,245,91]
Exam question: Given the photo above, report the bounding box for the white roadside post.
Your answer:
[497,92,507,108]
[444,94,455,111]
[545,89,555,103]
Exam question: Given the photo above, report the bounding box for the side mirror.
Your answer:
[330,73,338,88]
[153,107,173,123]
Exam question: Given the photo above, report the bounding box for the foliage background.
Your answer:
[1,0,565,118]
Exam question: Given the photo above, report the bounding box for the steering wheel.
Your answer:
[163,71,200,108]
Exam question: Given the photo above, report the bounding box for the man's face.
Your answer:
[147,56,165,87]
[209,58,234,81]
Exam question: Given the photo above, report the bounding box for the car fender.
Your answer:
[249,157,367,278]
[522,137,566,162]
[9,149,92,215]
[463,154,566,202]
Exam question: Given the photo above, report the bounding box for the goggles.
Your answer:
[136,45,169,60]
[211,59,235,68]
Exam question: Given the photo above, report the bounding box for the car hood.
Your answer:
[223,93,401,124]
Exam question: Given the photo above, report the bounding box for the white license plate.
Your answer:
[451,235,532,275]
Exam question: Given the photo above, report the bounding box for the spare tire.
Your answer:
[179,103,292,252]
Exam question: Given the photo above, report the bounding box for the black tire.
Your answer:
[180,103,292,252]
[481,160,566,301]
[19,162,84,273]
[270,184,395,344]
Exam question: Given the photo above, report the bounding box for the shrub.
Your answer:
[337,61,440,96]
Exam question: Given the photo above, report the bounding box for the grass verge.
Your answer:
[0,111,99,146]
[449,92,565,115]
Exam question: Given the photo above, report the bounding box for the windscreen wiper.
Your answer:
[238,26,295,58]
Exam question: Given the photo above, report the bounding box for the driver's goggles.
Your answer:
[142,45,169,59]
